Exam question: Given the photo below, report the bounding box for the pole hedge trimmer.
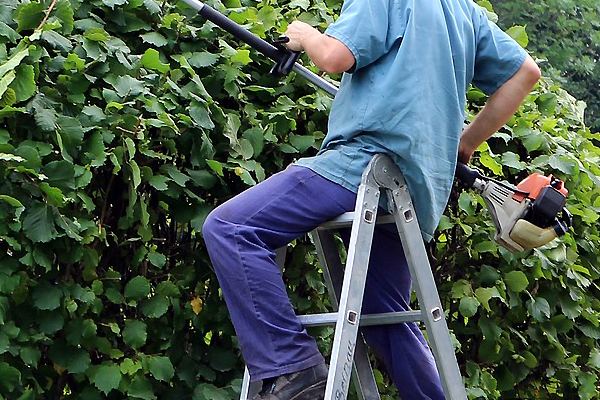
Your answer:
[456,163,572,252]
[180,0,572,253]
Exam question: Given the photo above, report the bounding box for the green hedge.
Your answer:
[0,0,598,399]
[492,0,600,133]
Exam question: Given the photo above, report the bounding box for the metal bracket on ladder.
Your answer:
[240,154,467,400]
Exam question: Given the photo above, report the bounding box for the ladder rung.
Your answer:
[317,212,395,230]
[298,310,423,327]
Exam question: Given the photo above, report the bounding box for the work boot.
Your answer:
[252,363,328,400]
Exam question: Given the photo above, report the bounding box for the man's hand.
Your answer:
[283,21,355,74]
[458,137,476,164]
[285,21,319,52]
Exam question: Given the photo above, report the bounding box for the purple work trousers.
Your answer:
[202,165,445,400]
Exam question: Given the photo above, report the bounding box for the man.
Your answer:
[203,0,541,399]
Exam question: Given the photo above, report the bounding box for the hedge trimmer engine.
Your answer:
[456,163,572,252]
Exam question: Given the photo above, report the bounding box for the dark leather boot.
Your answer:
[252,363,328,400]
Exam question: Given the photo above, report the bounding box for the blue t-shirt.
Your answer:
[295,0,527,240]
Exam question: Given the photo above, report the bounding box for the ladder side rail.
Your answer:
[312,230,381,400]
[366,154,467,400]
[324,178,380,400]
[386,187,467,400]
[240,367,262,399]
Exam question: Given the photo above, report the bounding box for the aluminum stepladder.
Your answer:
[240,154,467,400]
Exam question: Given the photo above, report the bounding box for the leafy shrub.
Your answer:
[492,0,600,132]
[0,0,598,399]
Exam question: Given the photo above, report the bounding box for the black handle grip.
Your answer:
[455,162,482,188]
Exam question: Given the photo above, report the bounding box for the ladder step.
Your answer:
[317,212,395,230]
[298,310,423,327]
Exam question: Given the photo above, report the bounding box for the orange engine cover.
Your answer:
[514,173,568,201]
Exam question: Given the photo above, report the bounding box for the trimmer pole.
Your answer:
[180,0,339,96]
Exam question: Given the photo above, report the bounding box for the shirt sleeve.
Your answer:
[324,0,392,71]
[472,7,528,94]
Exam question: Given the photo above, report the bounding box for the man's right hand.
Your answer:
[283,21,355,74]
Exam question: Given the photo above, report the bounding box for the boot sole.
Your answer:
[289,380,326,400]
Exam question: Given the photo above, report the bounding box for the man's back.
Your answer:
[296,0,526,240]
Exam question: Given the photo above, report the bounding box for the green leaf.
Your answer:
[141,294,169,318]
[520,350,537,368]
[475,287,500,311]
[528,297,551,320]
[143,0,161,14]
[193,383,229,400]
[38,312,64,335]
[230,49,252,64]
[129,159,141,190]
[123,320,147,349]
[451,280,472,298]
[0,70,15,98]
[0,21,20,42]
[162,164,189,186]
[120,358,142,375]
[39,182,66,207]
[504,271,528,292]
[124,276,150,300]
[458,191,475,215]
[0,361,21,392]
[148,174,170,191]
[188,169,217,189]
[16,2,45,32]
[288,0,310,10]
[0,194,24,209]
[105,74,145,97]
[474,240,497,253]
[289,134,315,152]
[520,129,544,152]
[33,104,57,131]
[147,252,166,268]
[23,203,58,243]
[0,152,24,162]
[128,376,156,400]
[142,48,170,73]
[189,103,214,129]
[55,0,74,34]
[84,27,109,41]
[66,348,91,373]
[208,347,237,372]
[140,32,168,47]
[9,64,35,103]
[187,52,219,68]
[587,348,600,370]
[148,356,174,382]
[479,152,503,175]
[44,160,76,190]
[500,151,525,170]
[41,30,73,51]
[19,346,41,367]
[57,115,84,145]
[32,282,62,310]
[578,371,597,400]
[103,0,128,8]
[92,364,122,394]
[506,25,528,48]
[459,296,480,318]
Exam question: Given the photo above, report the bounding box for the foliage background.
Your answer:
[492,0,600,133]
[0,0,598,399]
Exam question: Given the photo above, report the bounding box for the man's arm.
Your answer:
[458,55,541,163]
[285,21,355,74]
